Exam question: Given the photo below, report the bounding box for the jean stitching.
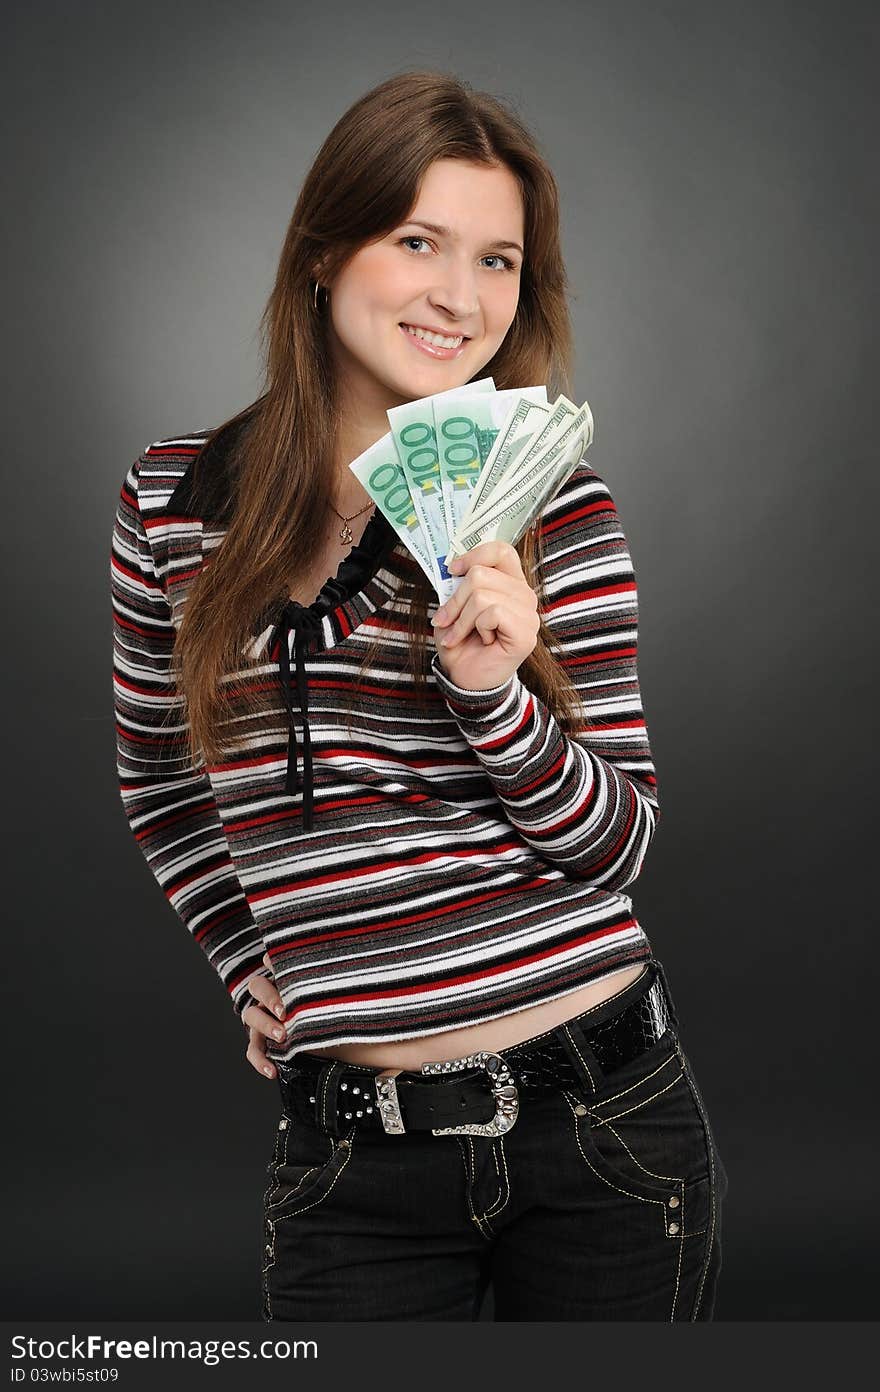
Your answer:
[265,1161,329,1211]
[591,1067,686,1127]
[262,1115,289,1212]
[600,1119,686,1184]
[456,1136,493,1242]
[585,1109,692,1314]
[476,1137,511,1229]
[319,1062,339,1134]
[472,1141,502,1225]
[265,1115,291,1208]
[275,1132,355,1221]
[573,1078,697,1317]
[467,1138,494,1240]
[674,1042,719,1320]
[564,1086,687,1322]
[262,1221,274,1322]
[261,1129,357,1321]
[561,1022,596,1089]
[562,1088,674,1210]
[261,1116,292,1318]
[585,1049,679,1111]
[265,1114,338,1214]
[669,1181,686,1321]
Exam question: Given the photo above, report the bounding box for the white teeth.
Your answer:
[403,324,463,349]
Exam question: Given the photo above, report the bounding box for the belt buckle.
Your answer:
[374,1072,407,1135]
[422,1050,520,1137]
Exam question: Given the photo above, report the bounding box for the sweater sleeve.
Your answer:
[430,461,660,890]
[111,453,269,1022]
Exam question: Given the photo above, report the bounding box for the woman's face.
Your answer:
[322,158,525,409]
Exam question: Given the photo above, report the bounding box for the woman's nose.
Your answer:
[426,277,479,323]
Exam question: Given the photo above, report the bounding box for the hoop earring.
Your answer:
[312,280,327,312]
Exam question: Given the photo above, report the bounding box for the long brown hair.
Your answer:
[171,69,592,770]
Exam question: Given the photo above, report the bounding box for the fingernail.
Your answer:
[274,1004,285,1018]
[263,1065,274,1078]
[272,1027,284,1040]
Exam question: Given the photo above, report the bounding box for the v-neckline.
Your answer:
[267,505,402,655]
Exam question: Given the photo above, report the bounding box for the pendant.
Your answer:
[339,522,354,545]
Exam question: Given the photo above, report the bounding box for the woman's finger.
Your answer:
[244,965,285,1080]
[245,1026,277,1080]
[433,563,537,634]
[249,967,286,1020]
[449,540,528,582]
[242,998,287,1044]
[440,591,538,650]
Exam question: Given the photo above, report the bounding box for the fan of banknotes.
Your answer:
[348,376,594,604]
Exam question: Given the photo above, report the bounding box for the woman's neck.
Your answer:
[331,362,408,508]
[332,422,394,515]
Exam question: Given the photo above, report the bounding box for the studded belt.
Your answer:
[277,958,679,1140]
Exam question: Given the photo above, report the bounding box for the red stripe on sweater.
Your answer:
[226,791,432,836]
[144,446,202,457]
[540,497,614,536]
[110,554,164,593]
[286,919,637,1015]
[543,580,636,615]
[123,798,226,842]
[266,877,563,955]
[249,842,531,903]
[538,776,636,864]
[469,693,534,751]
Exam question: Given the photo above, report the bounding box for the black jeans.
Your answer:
[260,960,729,1321]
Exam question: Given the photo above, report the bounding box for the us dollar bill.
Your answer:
[456,396,582,530]
[446,436,584,556]
[446,398,594,558]
[454,396,553,538]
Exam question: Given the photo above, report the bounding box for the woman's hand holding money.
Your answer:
[431,540,540,692]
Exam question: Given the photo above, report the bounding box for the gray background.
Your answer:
[3,0,876,1320]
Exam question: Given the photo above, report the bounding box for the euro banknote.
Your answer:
[349,382,593,605]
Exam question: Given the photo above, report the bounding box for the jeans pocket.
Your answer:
[563,1034,712,1218]
[261,1115,358,1322]
[263,1112,352,1221]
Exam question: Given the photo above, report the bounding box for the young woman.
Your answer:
[111,70,728,1322]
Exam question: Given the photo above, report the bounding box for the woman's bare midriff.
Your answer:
[308,961,651,1073]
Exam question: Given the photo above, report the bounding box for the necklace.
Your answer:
[329,499,374,546]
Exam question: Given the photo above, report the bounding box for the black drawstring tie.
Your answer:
[269,601,327,832]
[263,509,396,835]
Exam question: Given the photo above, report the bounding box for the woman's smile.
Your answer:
[398,321,470,359]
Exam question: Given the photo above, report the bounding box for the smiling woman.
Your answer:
[323,158,525,392]
[111,67,726,1324]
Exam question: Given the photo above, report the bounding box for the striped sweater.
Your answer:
[110,423,661,1062]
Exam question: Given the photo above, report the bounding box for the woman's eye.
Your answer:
[398,237,516,271]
